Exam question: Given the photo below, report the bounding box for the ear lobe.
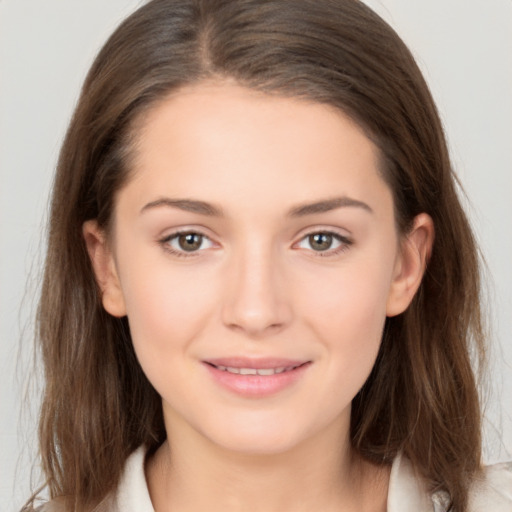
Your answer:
[386,213,434,317]
[82,220,127,317]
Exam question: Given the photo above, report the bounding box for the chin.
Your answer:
[196,412,322,457]
[211,430,305,456]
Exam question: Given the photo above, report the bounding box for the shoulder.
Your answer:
[112,445,154,511]
[388,454,512,512]
[34,499,66,512]
[35,446,153,512]
[467,460,512,511]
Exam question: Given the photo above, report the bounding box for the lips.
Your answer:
[204,357,308,370]
[211,365,300,376]
[203,358,311,397]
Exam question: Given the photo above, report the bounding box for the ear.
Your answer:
[82,220,127,317]
[386,213,434,317]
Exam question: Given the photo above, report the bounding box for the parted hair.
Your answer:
[25,1,485,511]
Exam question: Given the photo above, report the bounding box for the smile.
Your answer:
[210,364,302,376]
[203,360,311,397]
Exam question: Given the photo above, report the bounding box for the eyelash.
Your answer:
[159,229,214,258]
[296,231,353,257]
[158,229,353,259]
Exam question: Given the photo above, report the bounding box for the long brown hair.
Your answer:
[25,1,485,510]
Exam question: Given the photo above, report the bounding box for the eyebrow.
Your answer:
[140,196,373,217]
[141,198,223,216]
[287,196,373,216]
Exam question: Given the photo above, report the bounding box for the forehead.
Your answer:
[121,82,393,220]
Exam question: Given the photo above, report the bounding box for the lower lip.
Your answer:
[203,362,311,398]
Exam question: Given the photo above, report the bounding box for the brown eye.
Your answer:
[295,231,351,256]
[308,233,335,251]
[161,231,214,256]
[177,233,204,252]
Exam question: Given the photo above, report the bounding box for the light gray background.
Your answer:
[1,1,511,509]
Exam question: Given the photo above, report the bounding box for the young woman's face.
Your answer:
[86,83,430,455]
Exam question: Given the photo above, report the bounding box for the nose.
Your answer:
[221,241,293,337]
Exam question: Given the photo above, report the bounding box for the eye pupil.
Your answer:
[309,233,333,251]
[178,233,202,251]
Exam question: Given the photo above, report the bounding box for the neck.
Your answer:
[145,415,389,512]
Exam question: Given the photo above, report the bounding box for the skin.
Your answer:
[84,82,434,512]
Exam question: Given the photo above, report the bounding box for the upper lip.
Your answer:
[204,357,309,369]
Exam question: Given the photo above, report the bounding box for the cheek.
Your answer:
[117,249,218,363]
[303,259,393,336]
[297,252,395,384]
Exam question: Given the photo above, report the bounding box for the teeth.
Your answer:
[216,365,293,375]
[239,368,257,375]
[256,368,276,376]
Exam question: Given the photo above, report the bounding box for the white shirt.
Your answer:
[113,446,512,512]
[41,445,512,511]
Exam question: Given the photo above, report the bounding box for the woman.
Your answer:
[24,0,511,511]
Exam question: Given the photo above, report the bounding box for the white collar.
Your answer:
[114,446,433,512]
[114,446,512,512]
[386,452,436,511]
